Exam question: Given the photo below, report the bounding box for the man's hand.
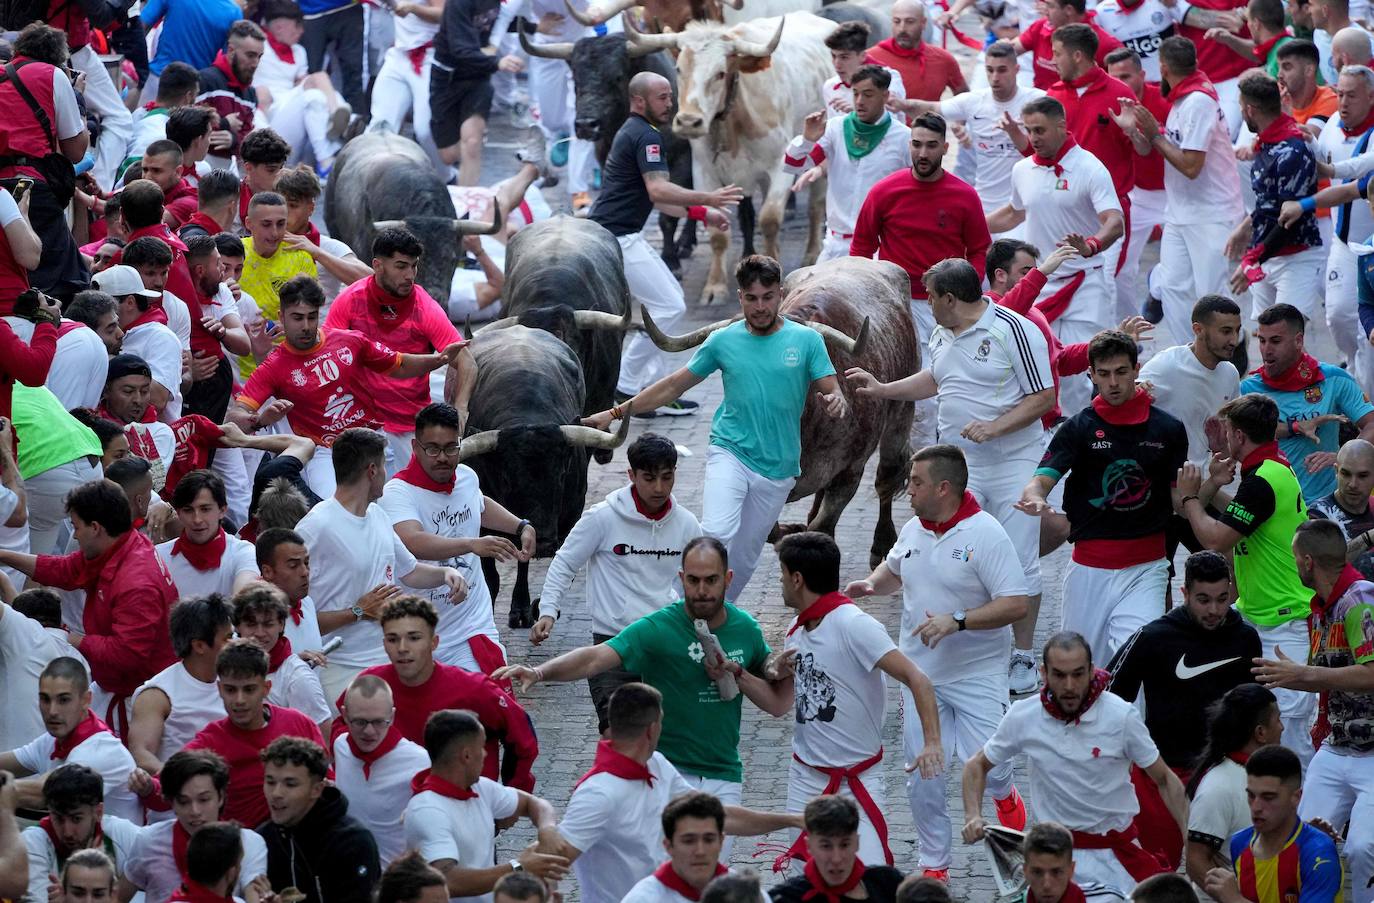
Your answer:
[817,389,846,417]
[1204,866,1244,903]
[802,109,826,143]
[1015,493,1054,516]
[46,872,60,903]
[1059,232,1096,257]
[908,743,943,779]
[1038,243,1080,277]
[997,110,1024,141]
[1228,264,1251,295]
[708,185,745,208]
[517,842,570,880]
[762,648,797,681]
[491,664,541,692]
[1253,646,1308,689]
[581,410,615,431]
[1109,97,1140,136]
[280,232,319,256]
[190,351,220,382]
[845,367,882,397]
[1278,199,1305,228]
[443,568,468,603]
[529,616,555,645]
[438,342,466,366]
[518,524,536,560]
[200,316,228,341]
[29,292,60,326]
[1293,413,1347,442]
[358,583,403,619]
[703,207,731,231]
[1224,223,1250,260]
[1305,451,1338,474]
[1307,816,1344,841]
[913,611,958,648]
[255,398,294,429]
[791,165,825,194]
[1131,101,1162,137]
[128,767,156,797]
[962,816,987,843]
[208,130,233,151]
[1207,451,1236,487]
[1175,461,1204,502]
[225,113,243,132]
[844,579,876,598]
[297,649,328,668]
[536,10,565,33]
[470,536,520,561]
[498,54,525,73]
[960,420,998,443]
[1117,315,1153,343]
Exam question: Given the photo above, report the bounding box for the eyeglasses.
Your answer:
[418,443,461,458]
[346,717,393,731]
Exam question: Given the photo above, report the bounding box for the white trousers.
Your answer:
[1061,558,1168,663]
[909,298,937,452]
[1216,76,1242,142]
[302,445,336,499]
[905,675,1013,870]
[1299,745,1374,895]
[72,45,133,194]
[25,456,102,557]
[969,453,1043,596]
[786,756,888,868]
[818,233,852,262]
[1326,238,1361,368]
[526,50,595,194]
[1158,221,1236,348]
[370,46,445,172]
[1249,618,1317,768]
[616,232,686,396]
[209,446,251,531]
[269,85,338,166]
[680,772,742,860]
[701,446,795,602]
[1073,848,1140,895]
[1249,244,1326,324]
[385,429,413,476]
[1116,188,1166,323]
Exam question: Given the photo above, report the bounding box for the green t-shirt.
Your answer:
[606,600,770,782]
[11,384,102,480]
[686,319,835,480]
[1218,458,1311,626]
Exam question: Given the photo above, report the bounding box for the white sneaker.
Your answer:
[1008,651,1039,696]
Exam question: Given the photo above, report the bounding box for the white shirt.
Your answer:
[132,660,226,763]
[333,732,430,863]
[1316,113,1374,246]
[1138,343,1239,465]
[393,1,442,49]
[1188,757,1248,894]
[784,604,895,768]
[0,605,85,751]
[887,510,1026,685]
[161,291,192,351]
[929,302,1052,466]
[1092,0,1183,81]
[13,726,141,822]
[125,419,177,492]
[50,68,85,140]
[47,322,108,411]
[268,652,331,724]
[782,114,910,237]
[1163,90,1246,227]
[122,320,184,421]
[940,85,1046,212]
[123,818,269,903]
[821,70,908,118]
[255,41,306,95]
[1010,144,1121,276]
[317,235,361,303]
[283,594,324,652]
[621,871,719,903]
[379,468,500,664]
[22,815,140,903]
[295,498,420,669]
[559,752,693,903]
[156,534,258,599]
[983,691,1160,833]
[405,776,520,903]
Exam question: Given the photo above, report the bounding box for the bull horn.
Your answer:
[450,199,503,236]
[721,0,744,9]
[457,428,501,461]
[475,316,518,334]
[806,316,870,358]
[372,219,405,231]
[518,18,575,58]
[573,306,633,331]
[463,317,473,341]
[730,16,784,57]
[623,11,681,49]
[561,405,633,449]
[641,307,739,352]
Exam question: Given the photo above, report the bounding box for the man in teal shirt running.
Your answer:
[583,255,847,600]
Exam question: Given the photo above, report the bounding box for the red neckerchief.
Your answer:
[1092,389,1152,426]
[183,212,223,236]
[125,303,168,329]
[788,591,854,636]
[654,862,727,902]
[364,275,415,323]
[801,858,865,903]
[268,634,293,672]
[1041,667,1110,724]
[211,51,247,91]
[171,528,227,572]
[1062,65,1107,92]
[1252,31,1289,64]
[919,489,981,534]
[1169,71,1219,102]
[876,37,924,60]
[631,486,672,521]
[1253,113,1305,151]
[406,42,433,73]
[288,599,303,625]
[1240,440,1291,471]
[168,879,234,903]
[239,181,252,221]
[574,739,656,789]
[1312,563,1364,617]
[265,33,295,65]
[1341,106,1374,138]
[1253,353,1325,391]
[1033,133,1078,176]
[394,455,455,492]
[1030,883,1086,903]
[1227,751,1251,766]
[410,768,478,800]
[51,709,111,759]
[348,725,403,778]
[39,815,104,859]
[301,222,321,247]
[172,821,191,876]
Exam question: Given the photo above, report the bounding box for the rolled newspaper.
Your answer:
[693,618,739,701]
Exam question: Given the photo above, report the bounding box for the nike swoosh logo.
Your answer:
[1176,655,1241,680]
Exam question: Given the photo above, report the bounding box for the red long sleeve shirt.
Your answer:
[0,317,56,427]
[1135,83,1172,192]
[849,169,990,299]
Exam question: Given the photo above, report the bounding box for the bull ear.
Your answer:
[372,219,406,231]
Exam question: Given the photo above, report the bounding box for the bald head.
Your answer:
[892,0,926,17]
[891,0,926,48]
[1335,438,1374,514]
[1332,25,1373,68]
[1340,438,1374,467]
[628,72,674,126]
[630,71,670,101]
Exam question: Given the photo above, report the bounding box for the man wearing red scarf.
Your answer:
[964,634,1185,892]
[194,23,266,169]
[1011,0,1125,89]
[16,763,141,902]
[229,584,331,732]
[865,0,967,101]
[621,793,732,903]
[155,470,259,601]
[768,796,903,903]
[166,822,251,903]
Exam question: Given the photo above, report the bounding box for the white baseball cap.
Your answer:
[93,264,162,299]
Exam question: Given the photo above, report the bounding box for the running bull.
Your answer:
[642,257,915,565]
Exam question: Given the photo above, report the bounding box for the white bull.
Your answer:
[627,12,835,303]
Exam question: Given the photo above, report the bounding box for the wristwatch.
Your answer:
[509,859,524,873]
[351,605,365,622]
[953,610,967,631]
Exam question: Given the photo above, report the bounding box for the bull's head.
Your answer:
[370,205,504,303]
[457,404,634,462]
[641,307,870,357]
[624,14,783,138]
[520,20,656,146]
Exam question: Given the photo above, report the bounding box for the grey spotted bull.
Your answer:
[460,306,633,628]
[643,257,917,566]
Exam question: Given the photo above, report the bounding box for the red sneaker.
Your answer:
[995,785,1027,831]
[921,868,949,883]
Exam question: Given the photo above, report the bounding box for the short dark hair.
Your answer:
[424,709,485,763]
[13,587,61,628]
[804,795,859,837]
[1021,95,1066,120]
[702,871,762,903]
[247,190,286,214]
[167,106,216,150]
[1256,302,1305,333]
[911,443,969,494]
[67,291,118,329]
[144,139,183,165]
[184,823,242,887]
[104,457,152,491]
[66,479,133,537]
[1249,0,1287,30]
[256,478,310,531]
[157,61,200,101]
[104,354,151,383]
[160,749,230,803]
[627,432,678,473]
[230,582,291,627]
[173,469,228,511]
[415,402,462,435]
[227,19,267,42]
[850,64,892,91]
[379,595,439,630]
[185,234,219,267]
[1246,743,1302,786]
[662,790,726,838]
[260,736,329,780]
[273,164,322,203]
[683,535,729,570]
[985,39,1018,61]
[15,22,68,65]
[607,682,663,741]
[1024,822,1074,860]
[493,872,549,903]
[1042,630,1092,668]
[1131,873,1203,903]
[986,238,1039,281]
[278,274,325,314]
[735,254,781,289]
[1087,329,1139,368]
[120,181,169,231]
[922,258,981,302]
[776,531,841,595]
[1193,294,1240,323]
[1239,71,1283,116]
[1218,393,1279,445]
[216,638,269,679]
[42,656,90,694]
[911,111,947,138]
[198,169,242,212]
[255,527,305,569]
[373,227,424,260]
[1158,35,1198,75]
[895,876,954,903]
[43,764,104,815]
[824,20,871,51]
[241,129,291,166]
[215,233,246,259]
[1052,22,1098,58]
[332,427,386,485]
[1183,550,1231,588]
[170,594,234,659]
[122,235,174,270]
[1103,47,1142,69]
[1294,517,1349,570]
[377,852,449,903]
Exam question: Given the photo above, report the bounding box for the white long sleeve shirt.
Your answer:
[782,113,910,238]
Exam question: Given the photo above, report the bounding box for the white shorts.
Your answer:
[968,452,1043,596]
[701,446,795,601]
[1248,244,1326,324]
[1061,557,1168,663]
[1299,745,1374,894]
[680,772,742,859]
[1248,618,1317,767]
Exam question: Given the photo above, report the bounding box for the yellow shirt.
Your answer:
[238,238,318,378]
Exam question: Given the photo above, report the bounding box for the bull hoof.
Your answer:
[509,601,533,629]
[700,282,730,305]
[767,522,808,543]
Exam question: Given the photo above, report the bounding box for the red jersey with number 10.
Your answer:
[236,329,403,447]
